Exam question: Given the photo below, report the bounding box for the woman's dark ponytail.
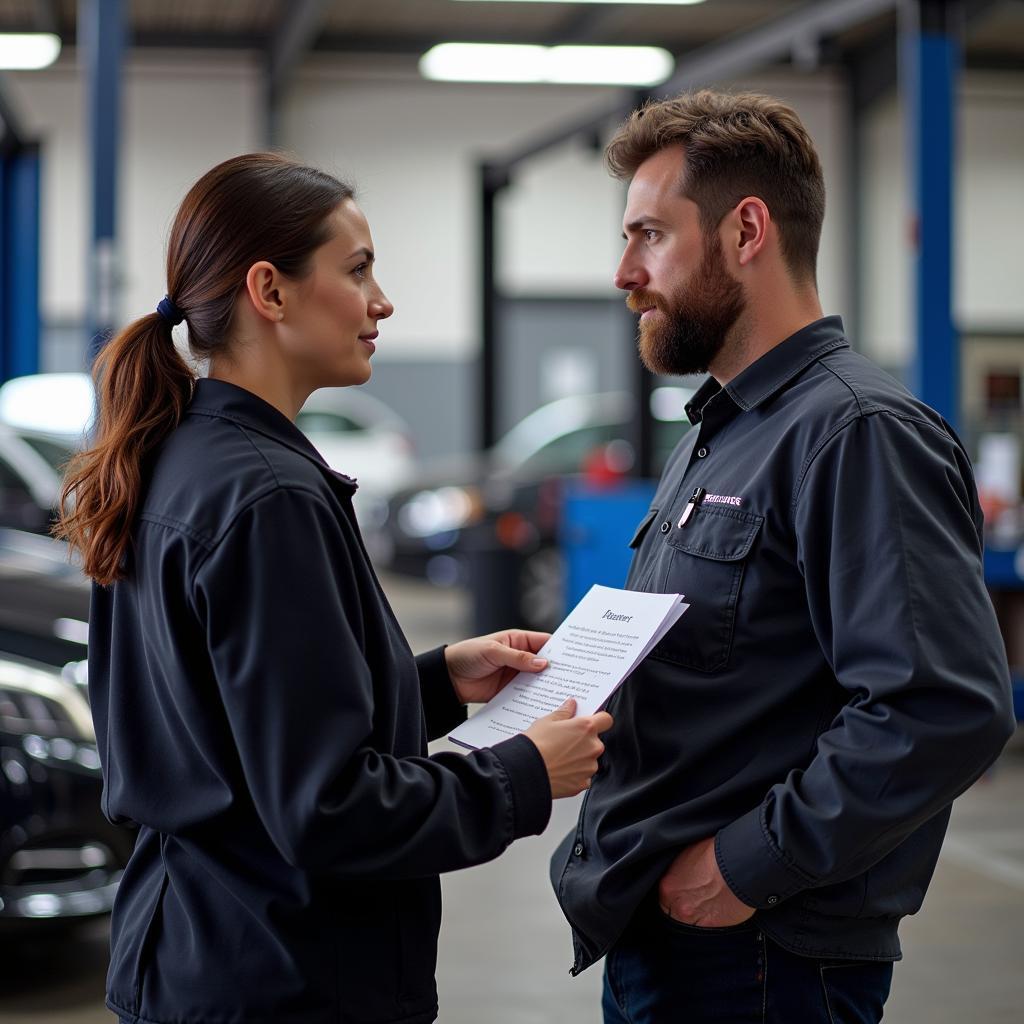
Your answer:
[55,313,194,585]
[54,152,353,585]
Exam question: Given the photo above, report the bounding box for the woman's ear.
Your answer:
[244,261,286,323]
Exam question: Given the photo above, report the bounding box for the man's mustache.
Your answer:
[626,289,668,315]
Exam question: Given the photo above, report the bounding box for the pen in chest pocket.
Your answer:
[677,486,706,529]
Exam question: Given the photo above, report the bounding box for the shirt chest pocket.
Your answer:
[650,505,763,673]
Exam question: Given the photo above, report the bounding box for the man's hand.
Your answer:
[658,837,756,928]
[444,629,551,705]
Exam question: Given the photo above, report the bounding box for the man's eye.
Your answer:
[644,229,659,242]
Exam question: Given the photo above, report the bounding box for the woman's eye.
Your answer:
[353,263,368,278]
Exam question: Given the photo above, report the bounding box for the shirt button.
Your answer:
[660,521,670,533]
[573,842,584,857]
[697,446,709,458]
[766,895,779,906]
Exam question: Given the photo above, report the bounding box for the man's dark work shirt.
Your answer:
[551,316,1015,974]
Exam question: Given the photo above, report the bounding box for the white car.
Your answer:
[0,424,66,534]
[0,373,415,532]
[295,388,416,530]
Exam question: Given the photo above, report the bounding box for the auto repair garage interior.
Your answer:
[0,1,1022,1021]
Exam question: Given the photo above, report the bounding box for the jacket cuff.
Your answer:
[489,734,552,839]
[715,805,814,910]
[416,646,467,741]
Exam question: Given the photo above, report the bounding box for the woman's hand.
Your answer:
[444,629,552,704]
[525,699,613,798]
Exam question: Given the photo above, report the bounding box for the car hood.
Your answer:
[388,450,519,501]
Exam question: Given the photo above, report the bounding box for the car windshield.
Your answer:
[294,410,366,435]
[516,424,621,476]
[494,387,694,478]
[18,435,75,474]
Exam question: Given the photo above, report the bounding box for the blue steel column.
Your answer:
[900,0,961,429]
[0,144,42,381]
[79,0,125,362]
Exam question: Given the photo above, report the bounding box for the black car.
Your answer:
[0,529,132,931]
[0,650,132,930]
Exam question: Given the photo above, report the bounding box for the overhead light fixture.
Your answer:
[421,43,674,86]
[0,33,61,71]
[453,1,705,5]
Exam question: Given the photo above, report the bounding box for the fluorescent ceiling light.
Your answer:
[453,1,706,5]
[0,33,61,71]
[421,43,674,86]
[424,43,549,83]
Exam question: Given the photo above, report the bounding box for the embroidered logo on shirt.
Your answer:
[703,493,743,507]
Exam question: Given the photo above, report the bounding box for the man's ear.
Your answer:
[730,197,771,269]
[244,261,286,323]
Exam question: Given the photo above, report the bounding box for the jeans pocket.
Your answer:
[818,960,893,1024]
[611,919,766,1023]
[658,908,758,935]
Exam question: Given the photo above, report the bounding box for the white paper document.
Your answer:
[449,584,689,750]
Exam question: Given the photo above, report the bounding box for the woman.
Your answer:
[57,153,611,1024]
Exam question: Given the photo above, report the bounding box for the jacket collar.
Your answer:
[685,315,848,425]
[187,378,358,490]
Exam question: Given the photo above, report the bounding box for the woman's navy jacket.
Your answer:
[88,378,551,1024]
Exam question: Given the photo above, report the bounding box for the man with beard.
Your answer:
[550,90,1015,1024]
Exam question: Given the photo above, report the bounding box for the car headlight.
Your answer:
[398,486,484,538]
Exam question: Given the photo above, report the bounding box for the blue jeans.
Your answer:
[602,905,893,1024]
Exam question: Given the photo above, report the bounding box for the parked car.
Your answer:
[0,522,135,933]
[295,387,416,536]
[0,424,68,536]
[0,651,132,930]
[0,529,90,667]
[0,527,132,932]
[0,372,413,543]
[0,372,95,441]
[0,371,93,471]
[380,387,695,629]
[0,372,91,539]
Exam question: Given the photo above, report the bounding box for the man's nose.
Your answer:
[614,252,647,292]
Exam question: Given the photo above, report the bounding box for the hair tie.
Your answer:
[157,295,185,326]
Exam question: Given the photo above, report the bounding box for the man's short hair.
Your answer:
[606,90,826,284]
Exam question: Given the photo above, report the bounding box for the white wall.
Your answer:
[731,70,851,331]
[282,63,624,358]
[8,51,262,329]
[5,51,1022,371]
[863,70,1024,365]
[286,63,852,357]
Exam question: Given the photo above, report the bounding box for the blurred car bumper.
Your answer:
[0,657,133,930]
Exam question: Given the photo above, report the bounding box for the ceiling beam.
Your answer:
[485,0,902,177]
[23,0,1014,71]
[964,0,1004,27]
[266,0,333,105]
[0,74,26,154]
[658,0,896,95]
[548,4,628,45]
[34,0,60,36]
[845,27,898,110]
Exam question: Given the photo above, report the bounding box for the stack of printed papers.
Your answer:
[449,584,688,750]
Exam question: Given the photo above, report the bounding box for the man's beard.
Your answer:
[627,233,745,377]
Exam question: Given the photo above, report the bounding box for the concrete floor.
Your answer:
[2,572,1022,1022]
